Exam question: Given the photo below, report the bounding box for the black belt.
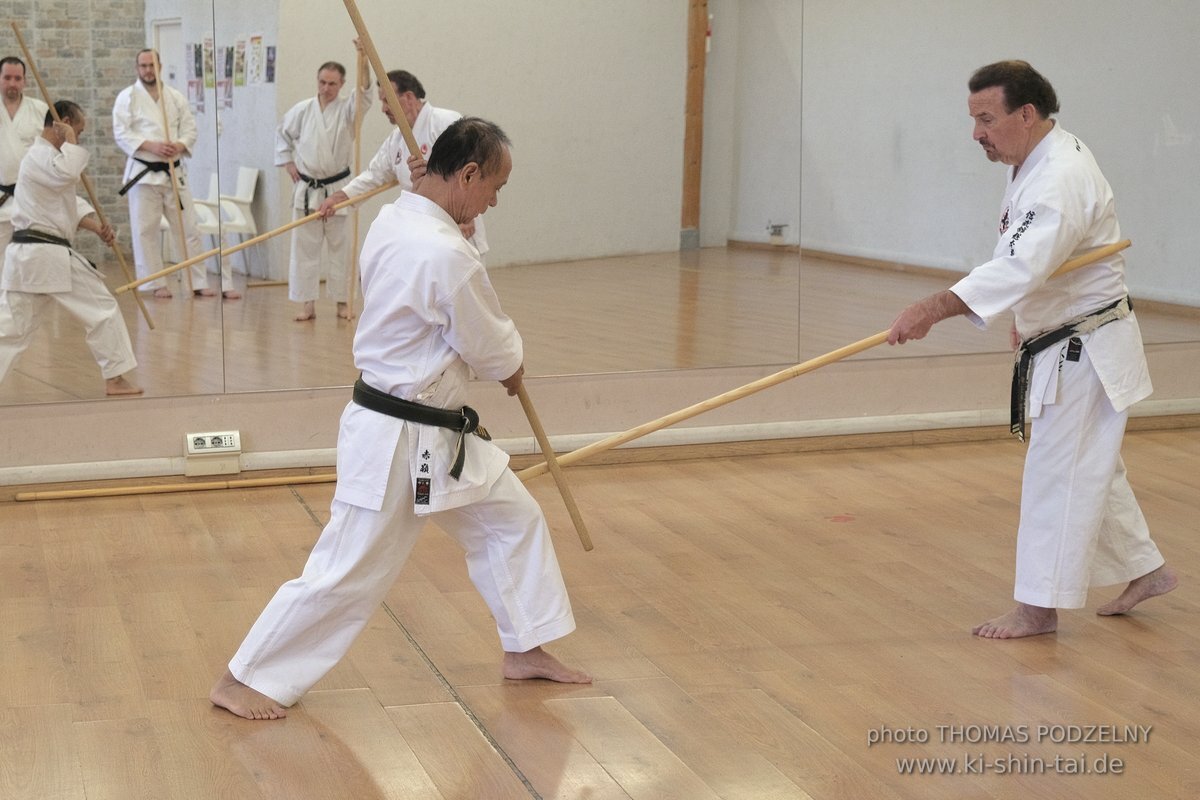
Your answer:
[1009,296,1131,441]
[118,157,182,197]
[298,168,351,214]
[0,181,14,209]
[11,228,96,269]
[352,377,489,480]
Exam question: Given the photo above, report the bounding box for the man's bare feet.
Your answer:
[295,301,316,322]
[194,287,217,297]
[972,603,1057,639]
[152,287,173,299]
[222,289,242,300]
[336,302,353,320]
[105,375,143,396]
[502,646,592,683]
[1097,565,1178,616]
[210,669,288,720]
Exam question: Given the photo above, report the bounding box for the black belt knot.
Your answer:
[352,377,489,480]
[119,157,183,198]
[299,168,351,214]
[0,182,14,209]
[1009,296,1131,442]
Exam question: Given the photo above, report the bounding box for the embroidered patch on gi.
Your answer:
[415,477,431,505]
[1008,210,1035,255]
[1066,337,1082,362]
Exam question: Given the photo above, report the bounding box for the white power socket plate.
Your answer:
[186,430,241,455]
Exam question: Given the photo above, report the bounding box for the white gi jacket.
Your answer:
[1,137,94,293]
[0,95,49,224]
[112,81,197,187]
[342,101,488,254]
[950,124,1151,417]
[275,89,371,215]
[334,192,521,514]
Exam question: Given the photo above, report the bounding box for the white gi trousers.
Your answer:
[127,182,230,292]
[287,213,349,303]
[0,256,137,381]
[1014,345,1164,608]
[229,424,577,707]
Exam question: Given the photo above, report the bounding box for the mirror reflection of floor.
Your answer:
[1,247,1196,405]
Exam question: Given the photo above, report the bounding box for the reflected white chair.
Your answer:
[218,166,260,273]
[191,173,221,251]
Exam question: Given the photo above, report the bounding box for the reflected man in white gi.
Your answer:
[276,43,371,321]
[1,57,49,271]
[0,100,141,396]
[212,117,590,721]
[113,49,236,299]
[887,61,1176,639]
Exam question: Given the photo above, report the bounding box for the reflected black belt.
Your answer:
[299,168,351,215]
[0,181,14,209]
[1009,296,1131,442]
[11,228,96,269]
[118,158,182,197]
[351,377,489,480]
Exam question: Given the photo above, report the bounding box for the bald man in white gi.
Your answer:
[888,60,1176,639]
[0,101,141,396]
[113,49,236,300]
[1,57,49,272]
[211,117,589,721]
[276,47,371,321]
[317,68,487,255]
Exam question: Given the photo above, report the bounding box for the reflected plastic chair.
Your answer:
[192,173,221,251]
[217,166,260,273]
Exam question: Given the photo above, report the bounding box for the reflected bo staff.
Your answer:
[517,239,1133,481]
[10,22,156,330]
[114,180,396,294]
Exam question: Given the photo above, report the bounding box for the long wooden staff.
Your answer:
[151,51,193,293]
[340,0,421,156]
[115,180,396,293]
[517,239,1134,481]
[518,384,593,550]
[345,48,368,319]
[11,23,156,330]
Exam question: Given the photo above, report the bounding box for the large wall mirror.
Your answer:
[2,1,1196,412]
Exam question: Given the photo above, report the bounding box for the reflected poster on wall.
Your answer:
[202,36,215,89]
[246,34,264,85]
[234,38,246,87]
[186,42,204,114]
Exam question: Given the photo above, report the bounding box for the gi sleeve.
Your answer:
[111,91,144,158]
[170,90,198,154]
[341,132,399,196]
[275,101,302,166]
[438,261,523,381]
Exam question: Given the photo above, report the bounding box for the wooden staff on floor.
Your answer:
[114,180,397,293]
[10,22,156,330]
[151,51,193,294]
[517,240,1134,481]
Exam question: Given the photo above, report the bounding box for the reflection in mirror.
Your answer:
[0,1,224,405]
[798,0,1199,362]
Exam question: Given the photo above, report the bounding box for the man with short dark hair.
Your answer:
[887,60,1176,638]
[113,49,236,299]
[1,56,49,273]
[0,100,141,396]
[275,42,371,321]
[211,117,589,721]
[317,69,487,254]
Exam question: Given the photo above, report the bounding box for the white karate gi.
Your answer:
[276,88,371,303]
[0,95,49,272]
[112,80,230,292]
[951,124,1162,608]
[342,101,488,256]
[0,137,137,383]
[229,192,574,706]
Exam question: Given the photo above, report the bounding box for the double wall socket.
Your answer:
[185,430,242,477]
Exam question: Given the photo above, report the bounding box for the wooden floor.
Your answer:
[2,427,1197,799]
[2,247,1197,404]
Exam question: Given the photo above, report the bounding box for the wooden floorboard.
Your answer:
[1,428,1198,799]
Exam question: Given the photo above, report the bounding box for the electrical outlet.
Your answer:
[186,430,241,455]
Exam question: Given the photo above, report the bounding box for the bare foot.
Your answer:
[972,603,1057,639]
[194,288,217,297]
[152,287,173,299]
[105,375,144,396]
[336,302,353,319]
[222,289,242,300]
[1097,565,1178,616]
[294,301,316,322]
[210,669,288,720]
[503,646,592,683]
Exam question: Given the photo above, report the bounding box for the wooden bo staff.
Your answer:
[340,0,421,157]
[518,384,594,551]
[516,239,1134,481]
[114,180,397,293]
[10,22,156,330]
[346,48,369,320]
[151,51,193,293]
